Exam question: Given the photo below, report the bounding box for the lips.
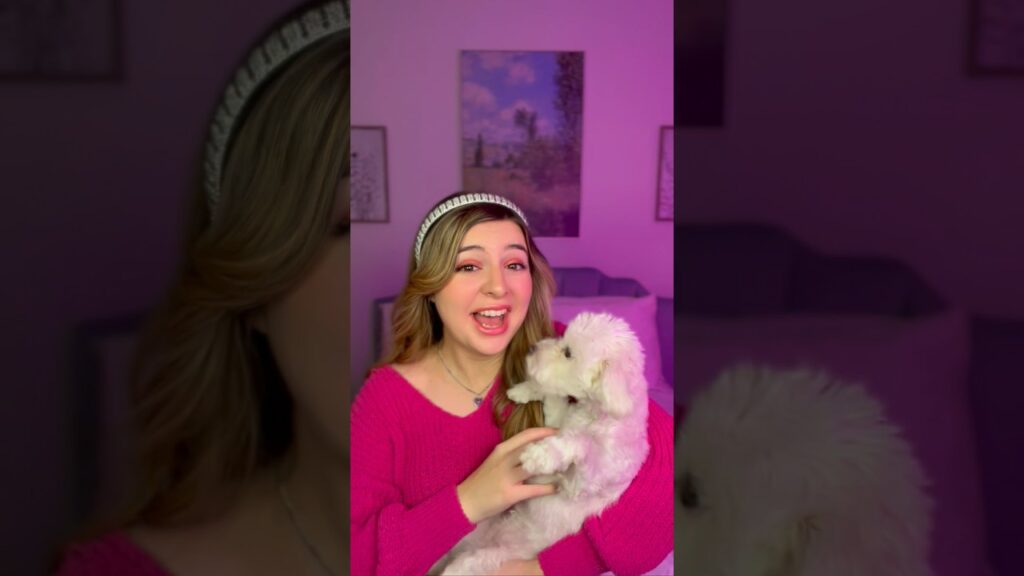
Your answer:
[471,306,510,335]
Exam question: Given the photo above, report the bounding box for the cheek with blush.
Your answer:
[509,272,533,329]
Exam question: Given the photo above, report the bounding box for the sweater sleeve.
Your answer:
[56,532,170,576]
[537,401,674,576]
[350,378,476,576]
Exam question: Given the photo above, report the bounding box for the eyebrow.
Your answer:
[457,243,528,254]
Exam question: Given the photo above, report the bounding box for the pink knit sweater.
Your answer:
[350,366,674,576]
[56,532,169,576]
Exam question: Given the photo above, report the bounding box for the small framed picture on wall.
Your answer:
[351,126,390,223]
[656,126,674,221]
[0,0,122,80]
[970,0,1024,73]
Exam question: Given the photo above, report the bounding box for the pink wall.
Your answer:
[0,2,303,572]
[351,0,675,382]
[679,0,1024,318]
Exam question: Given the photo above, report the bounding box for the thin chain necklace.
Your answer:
[277,477,336,576]
[437,347,493,407]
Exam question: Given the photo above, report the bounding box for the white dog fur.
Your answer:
[435,312,650,576]
[677,364,933,576]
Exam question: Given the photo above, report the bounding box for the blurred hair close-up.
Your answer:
[54,1,350,575]
[675,0,1024,574]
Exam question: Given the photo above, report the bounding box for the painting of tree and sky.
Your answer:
[460,51,584,237]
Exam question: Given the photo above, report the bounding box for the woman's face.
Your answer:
[432,219,533,359]
[262,181,349,456]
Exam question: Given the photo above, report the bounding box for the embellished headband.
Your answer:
[203,1,349,217]
[414,193,530,265]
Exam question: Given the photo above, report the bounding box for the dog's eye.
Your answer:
[681,472,699,510]
[563,347,572,359]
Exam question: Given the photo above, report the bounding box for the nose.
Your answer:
[483,266,507,297]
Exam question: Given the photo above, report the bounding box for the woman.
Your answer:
[57,2,350,574]
[350,193,674,575]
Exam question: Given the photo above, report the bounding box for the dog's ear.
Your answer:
[589,358,634,417]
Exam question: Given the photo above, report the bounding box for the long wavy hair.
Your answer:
[378,194,557,439]
[115,28,349,527]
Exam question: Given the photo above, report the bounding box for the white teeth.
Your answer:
[476,309,507,318]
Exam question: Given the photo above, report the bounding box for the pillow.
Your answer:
[379,295,672,411]
[552,295,670,404]
[677,311,988,576]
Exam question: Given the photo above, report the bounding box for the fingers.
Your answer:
[512,464,557,486]
[511,458,532,483]
[508,443,527,466]
[514,482,558,502]
[501,427,558,453]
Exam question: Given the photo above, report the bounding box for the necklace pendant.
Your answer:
[473,396,483,407]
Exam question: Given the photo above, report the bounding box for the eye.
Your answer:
[456,264,479,272]
[563,347,572,359]
[507,262,528,271]
[681,472,699,510]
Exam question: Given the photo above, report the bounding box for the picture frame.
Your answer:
[460,50,584,237]
[0,0,122,81]
[350,126,390,223]
[656,126,674,221]
[969,0,1024,74]
[677,0,728,126]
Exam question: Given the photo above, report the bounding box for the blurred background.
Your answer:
[0,2,310,573]
[679,0,1024,317]
[676,0,1024,573]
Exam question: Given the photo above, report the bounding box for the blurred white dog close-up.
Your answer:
[435,312,650,576]
[677,365,933,576]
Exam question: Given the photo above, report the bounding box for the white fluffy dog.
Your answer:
[677,365,933,576]
[437,312,650,576]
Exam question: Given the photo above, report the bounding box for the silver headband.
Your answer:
[414,193,530,265]
[203,1,349,218]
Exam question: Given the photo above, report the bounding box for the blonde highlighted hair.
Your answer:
[118,29,349,527]
[379,194,556,439]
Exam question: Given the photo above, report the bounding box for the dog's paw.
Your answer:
[442,552,493,576]
[440,557,464,576]
[520,441,563,475]
[507,384,535,404]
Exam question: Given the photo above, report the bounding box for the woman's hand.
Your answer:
[457,427,559,524]
[491,559,543,575]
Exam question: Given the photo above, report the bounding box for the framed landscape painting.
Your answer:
[460,50,584,237]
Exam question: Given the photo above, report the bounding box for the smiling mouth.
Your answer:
[472,308,508,332]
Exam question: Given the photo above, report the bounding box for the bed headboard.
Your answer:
[676,222,945,317]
